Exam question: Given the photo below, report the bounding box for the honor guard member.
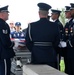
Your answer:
[10,22,25,39]
[0,5,15,75]
[51,9,64,69]
[64,3,74,75]
[63,6,72,74]
[25,2,60,69]
[70,3,74,18]
[51,9,63,41]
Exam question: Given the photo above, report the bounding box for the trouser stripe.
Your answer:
[4,59,7,75]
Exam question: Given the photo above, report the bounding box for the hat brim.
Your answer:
[65,10,70,12]
[70,8,74,10]
[0,10,9,13]
[37,3,51,11]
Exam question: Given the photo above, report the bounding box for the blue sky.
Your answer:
[0,0,74,28]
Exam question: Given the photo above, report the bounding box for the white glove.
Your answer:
[58,41,67,48]
[16,60,22,67]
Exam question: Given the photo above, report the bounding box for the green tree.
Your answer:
[59,8,66,27]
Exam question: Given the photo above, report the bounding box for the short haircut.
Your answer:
[39,10,48,16]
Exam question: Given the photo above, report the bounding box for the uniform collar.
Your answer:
[53,19,57,22]
[40,18,47,20]
[68,18,72,22]
[66,18,72,23]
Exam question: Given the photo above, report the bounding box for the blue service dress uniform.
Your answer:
[53,19,64,69]
[64,18,74,75]
[10,31,25,39]
[54,20,64,53]
[0,18,15,75]
[55,19,64,41]
[25,18,60,68]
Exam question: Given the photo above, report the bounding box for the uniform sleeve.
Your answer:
[53,24,60,47]
[59,23,64,40]
[71,35,74,47]
[25,24,33,52]
[71,25,74,47]
[0,25,14,48]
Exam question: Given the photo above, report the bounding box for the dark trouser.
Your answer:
[62,47,68,73]
[56,48,62,70]
[67,59,74,75]
[0,59,11,75]
[64,54,68,74]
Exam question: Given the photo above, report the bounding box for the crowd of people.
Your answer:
[0,2,74,75]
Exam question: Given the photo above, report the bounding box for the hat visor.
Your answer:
[51,12,59,14]
[0,10,9,13]
[70,8,74,10]
[65,10,70,12]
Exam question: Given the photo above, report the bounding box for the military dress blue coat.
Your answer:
[25,18,60,64]
[0,18,15,59]
[64,18,74,59]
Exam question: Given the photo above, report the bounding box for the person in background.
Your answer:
[9,21,15,33]
[10,22,25,39]
[51,9,63,41]
[0,5,15,75]
[51,9,64,70]
[63,3,74,75]
[10,22,26,69]
[25,2,60,69]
